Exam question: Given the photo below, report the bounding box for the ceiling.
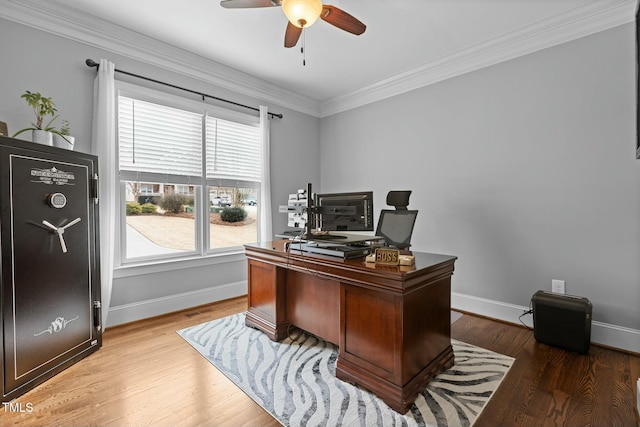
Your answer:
[2,0,636,116]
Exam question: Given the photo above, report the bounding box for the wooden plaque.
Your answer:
[375,248,400,265]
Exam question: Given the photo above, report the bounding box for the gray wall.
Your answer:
[0,18,320,325]
[320,24,639,333]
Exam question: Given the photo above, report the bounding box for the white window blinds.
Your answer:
[206,117,261,182]
[118,96,261,183]
[118,97,202,177]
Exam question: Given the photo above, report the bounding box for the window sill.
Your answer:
[113,250,247,279]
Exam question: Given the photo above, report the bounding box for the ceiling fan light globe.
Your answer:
[282,0,322,29]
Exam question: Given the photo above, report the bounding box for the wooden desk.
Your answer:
[244,240,457,413]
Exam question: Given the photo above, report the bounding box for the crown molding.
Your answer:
[319,0,637,118]
[0,0,321,117]
[1,0,635,119]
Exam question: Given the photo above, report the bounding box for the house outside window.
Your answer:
[116,83,262,264]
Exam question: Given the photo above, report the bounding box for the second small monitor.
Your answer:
[375,210,418,249]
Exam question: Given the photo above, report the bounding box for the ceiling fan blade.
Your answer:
[320,5,366,35]
[284,22,302,48]
[220,0,280,8]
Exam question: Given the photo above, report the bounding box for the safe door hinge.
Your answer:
[90,174,99,204]
[93,300,102,332]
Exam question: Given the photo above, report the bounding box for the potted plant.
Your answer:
[53,120,75,150]
[12,91,59,145]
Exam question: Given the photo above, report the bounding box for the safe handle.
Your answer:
[42,218,81,253]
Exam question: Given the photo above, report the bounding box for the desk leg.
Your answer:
[245,259,288,341]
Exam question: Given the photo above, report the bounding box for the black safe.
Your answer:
[0,136,102,402]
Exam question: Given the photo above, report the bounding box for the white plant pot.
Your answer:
[32,129,53,146]
[53,134,75,150]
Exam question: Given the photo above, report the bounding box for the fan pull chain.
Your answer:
[301,28,306,66]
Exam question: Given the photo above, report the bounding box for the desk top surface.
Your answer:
[245,240,457,277]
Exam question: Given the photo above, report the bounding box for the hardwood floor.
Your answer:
[2,296,639,427]
[453,313,640,427]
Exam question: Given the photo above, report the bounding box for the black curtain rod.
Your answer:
[85,59,283,119]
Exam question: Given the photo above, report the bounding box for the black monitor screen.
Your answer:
[315,191,374,232]
[376,210,418,248]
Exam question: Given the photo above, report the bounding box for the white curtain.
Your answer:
[259,105,272,241]
[91,59,116,328]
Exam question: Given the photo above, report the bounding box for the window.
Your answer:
[175,185,190,195]
[140,183,155,195]
[117,84,262,263]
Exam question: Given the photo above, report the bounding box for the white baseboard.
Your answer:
[105,286,639,354]
[105,281,247,328]
[452,292,640,354]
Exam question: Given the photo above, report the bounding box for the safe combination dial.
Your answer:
[46,193,67,209]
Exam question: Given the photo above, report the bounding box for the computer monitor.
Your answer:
[293,184,374,241]
[314,191,374,232]
[375,210,418,249]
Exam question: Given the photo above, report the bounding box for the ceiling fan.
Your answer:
[220,0,366,48]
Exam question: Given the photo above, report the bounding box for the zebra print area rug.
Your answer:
[177,313,513,427]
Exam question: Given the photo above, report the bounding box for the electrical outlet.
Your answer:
[552,279,565,294]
